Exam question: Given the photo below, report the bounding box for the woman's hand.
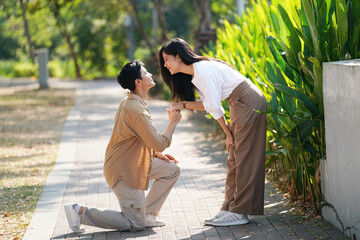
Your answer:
[226,132,236,153]
[155,152,179,163]
[170,102,182,113]
[216,116,236,153]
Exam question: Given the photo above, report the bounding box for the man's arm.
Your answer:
[133,109,181,152]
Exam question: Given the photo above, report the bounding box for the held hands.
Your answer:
[155,152,179,164]
[170,102,183,113]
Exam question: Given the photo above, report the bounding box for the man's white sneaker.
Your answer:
[211,212,249,227]
[64,204,85,233]
[146,213,166,227]
[204,210,229,225]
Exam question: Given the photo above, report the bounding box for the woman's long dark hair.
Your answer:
[159,38,211,101]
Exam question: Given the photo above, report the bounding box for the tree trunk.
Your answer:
[65,33,82,79]
[152,6,158,46]
[192,0,201,20]
[20,0,36,63]
[153,0,168,42]
[198,0,212,32]
[194,0,216,54]
[49,0,82,78]
[126,0,157,59]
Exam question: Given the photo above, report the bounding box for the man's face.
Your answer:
[139,66,155,89]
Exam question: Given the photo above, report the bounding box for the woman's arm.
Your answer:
[170,101,205,112]
[171,100,235,153]
[216,116,235,152]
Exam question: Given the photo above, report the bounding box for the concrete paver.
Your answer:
[22,80,349,239]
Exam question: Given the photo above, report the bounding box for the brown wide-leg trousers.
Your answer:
[221,79,267,215]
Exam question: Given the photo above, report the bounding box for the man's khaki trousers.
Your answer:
[79,157,181,231]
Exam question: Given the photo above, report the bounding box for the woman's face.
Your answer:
[162,52,181,75]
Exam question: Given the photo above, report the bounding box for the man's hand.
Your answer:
[167,108,182,124]
[155,152,179,163]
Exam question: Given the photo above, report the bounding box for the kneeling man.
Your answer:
[65,60,182,233]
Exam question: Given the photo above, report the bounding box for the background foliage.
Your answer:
[0,0,237,81]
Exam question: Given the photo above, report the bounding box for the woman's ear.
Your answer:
[176,54,181,62]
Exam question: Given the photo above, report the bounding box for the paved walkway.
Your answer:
[22,80,348,240]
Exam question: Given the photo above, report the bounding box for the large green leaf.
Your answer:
[278,4,301,69]
[318,0,335,34]
[289,119,315,143]
[348,0,360,58]
[308,57,323,106]
[335,0,349,51]
[298,51,315,88]
[266,36,300,83]
[274,83,321,118]
[265,155,279,168]
[267,61,296,117]
[270,5,281,36]
[302,0,322,61]
[303,140,318,158]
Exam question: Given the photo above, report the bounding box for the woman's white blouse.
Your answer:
[192,60,247,120]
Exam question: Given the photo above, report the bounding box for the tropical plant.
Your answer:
[205,0,360,212]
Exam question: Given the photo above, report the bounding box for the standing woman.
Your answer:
[159,38,267,226]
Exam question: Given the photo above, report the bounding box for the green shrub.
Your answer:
[48,60,64,78]
[0,60,16,77]
[13,62,37,77]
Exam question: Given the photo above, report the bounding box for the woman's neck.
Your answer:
[179,63,195,76]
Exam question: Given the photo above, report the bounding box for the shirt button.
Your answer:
[130,204,134,208]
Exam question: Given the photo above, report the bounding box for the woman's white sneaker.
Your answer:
[211,212,249,226]
[204,210,229,225]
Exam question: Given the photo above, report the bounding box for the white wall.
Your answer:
[321,59,360,239]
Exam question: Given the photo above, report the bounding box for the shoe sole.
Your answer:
[204,212,229,225]
[64,205,84,233]
[146,223,166,227]
[204,221,213,225]
[211,220,249,227]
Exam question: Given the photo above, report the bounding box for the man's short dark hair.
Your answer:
[117,60,144,91]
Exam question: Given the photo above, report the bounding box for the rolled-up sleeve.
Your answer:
[195,74,224,120]
[133,111,172,152]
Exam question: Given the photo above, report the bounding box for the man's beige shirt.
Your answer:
[104,93,172,190]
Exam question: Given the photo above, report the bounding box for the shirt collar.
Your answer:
[128,92,148,106]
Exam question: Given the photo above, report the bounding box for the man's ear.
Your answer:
[135,79,141,86]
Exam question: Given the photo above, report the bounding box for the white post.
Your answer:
[321,59,360,239]
[36,48,48,89]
